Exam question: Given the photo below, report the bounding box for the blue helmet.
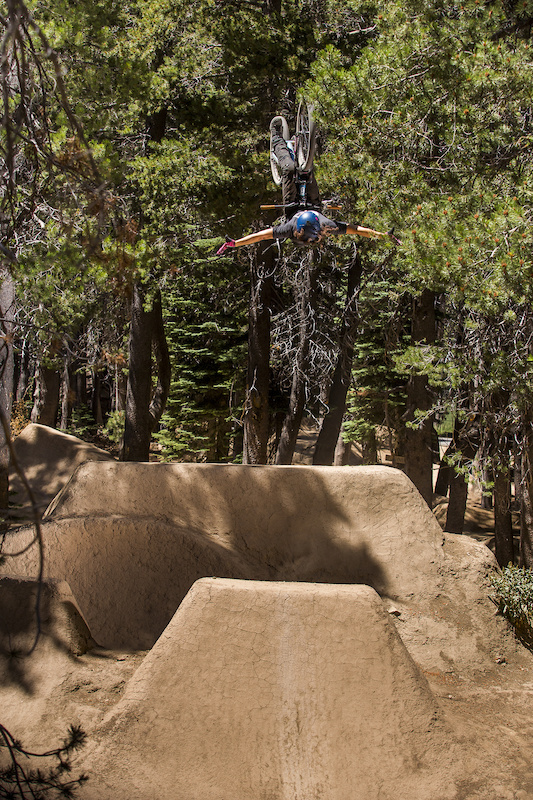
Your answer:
[295,210,321,239]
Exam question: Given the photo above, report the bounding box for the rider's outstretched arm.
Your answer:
[234,228,274,247]
[346,223,387,239]
[345,223,401,244]
[216,228,274,255]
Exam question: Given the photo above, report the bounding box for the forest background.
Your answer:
[1,0,533,567]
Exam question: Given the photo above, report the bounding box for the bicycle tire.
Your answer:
[270,116,290,186]
[296,100,316,171]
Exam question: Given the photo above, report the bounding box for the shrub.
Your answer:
[103,410,125,444]
[490,564,533,649]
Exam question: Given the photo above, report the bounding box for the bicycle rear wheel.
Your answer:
[296,100,316,171]
[270,116,290,186]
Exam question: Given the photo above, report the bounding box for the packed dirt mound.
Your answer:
[9,423,113,520]
[3,515,260,649]
[3,461,515,672]
[0,576,96,745]
[78,579,461,800]
[2,430,533,799]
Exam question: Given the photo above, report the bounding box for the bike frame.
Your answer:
[264,103,341,216]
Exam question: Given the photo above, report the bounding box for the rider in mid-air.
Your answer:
[216,116,400,255]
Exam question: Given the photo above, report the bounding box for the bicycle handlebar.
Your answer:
[260,202,343,212]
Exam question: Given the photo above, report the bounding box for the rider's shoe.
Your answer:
[270,116,286,136]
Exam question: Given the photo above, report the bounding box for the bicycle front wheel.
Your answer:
[296,100,316,171]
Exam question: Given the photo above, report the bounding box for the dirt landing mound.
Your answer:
[9,423,113,519]
[79,579,461,800]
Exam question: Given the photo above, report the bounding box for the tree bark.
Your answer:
[519,413,533,569]
[445,469,469,534]
[403,289,436,506]
[0,265,15,519]
[243,244,274,464]
[30,365,60,427]
[59,352,73,430]
[443,417,478,534]
[92,371,103,426]
[313,249,362,465]
[121,284,170,462]
[14,334,31,401]
[494,462,514,567]
[333,425,351,465]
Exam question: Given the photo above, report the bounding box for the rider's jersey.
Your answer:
[272,210,348,245]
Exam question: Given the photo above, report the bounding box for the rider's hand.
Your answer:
[388,228,401,246]
[216,236,236,256]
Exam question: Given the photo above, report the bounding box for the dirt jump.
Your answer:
[1,424,533,799]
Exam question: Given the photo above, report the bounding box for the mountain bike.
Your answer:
[262,100,340,216]
[270,99,316,186]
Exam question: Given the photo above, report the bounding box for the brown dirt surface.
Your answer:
[2,425,533,798]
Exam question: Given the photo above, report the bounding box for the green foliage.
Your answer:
[10,0,533,473]
[298,0,533,484]
[103,410,125,444]
[68,407,99,439]
[155,256,247,461]
[490,565,533,649]
[343,270,409,450]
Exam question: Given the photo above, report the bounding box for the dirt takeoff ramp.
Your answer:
[79,579,460,800]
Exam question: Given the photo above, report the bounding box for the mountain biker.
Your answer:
[216,117,400,256]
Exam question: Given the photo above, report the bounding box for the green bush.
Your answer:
[103,410,125,444]
[490,565,533,649]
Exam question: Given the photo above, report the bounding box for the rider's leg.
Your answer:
[270,117,297,206]
[307,172,321,207]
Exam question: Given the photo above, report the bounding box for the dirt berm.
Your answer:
[3,458,514,674]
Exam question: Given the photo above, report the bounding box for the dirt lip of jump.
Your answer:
[2,424,533,800]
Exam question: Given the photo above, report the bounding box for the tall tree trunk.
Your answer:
[445,470,469,534]
[122,283,154,461]
[120,81,171,463]
[403,289,436,506]
[30,364,60,427]
[14,335,31,401]
[494,461,514,567]
[313,249,362,465]
[60,352,73,430]
[121,284,170,462]
[333,425,351,465]
[443,417,478,534]
[243,244,274,464]
[519,413,533,568]
[0,265,15,519]
[274,362,307,464]
[275,252,319,465]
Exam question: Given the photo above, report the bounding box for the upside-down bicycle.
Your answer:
[262,100,340,216]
